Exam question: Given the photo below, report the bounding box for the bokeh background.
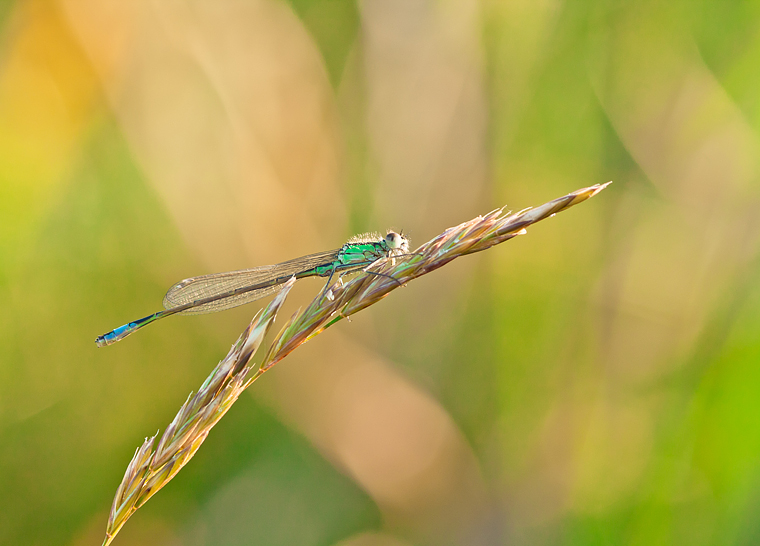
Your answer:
[2,0,760,545]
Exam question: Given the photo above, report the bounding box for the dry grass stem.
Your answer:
[102,183,609,545]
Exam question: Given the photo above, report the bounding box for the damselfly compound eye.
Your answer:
[385,231,410,253]
[385,232,401,249]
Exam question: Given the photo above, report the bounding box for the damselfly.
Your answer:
[95,231,409,347]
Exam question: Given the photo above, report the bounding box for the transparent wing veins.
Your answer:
[163,249,340,315]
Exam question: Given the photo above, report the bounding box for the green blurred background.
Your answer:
[2,0,760,545]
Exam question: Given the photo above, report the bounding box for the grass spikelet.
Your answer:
[102,183,608,544]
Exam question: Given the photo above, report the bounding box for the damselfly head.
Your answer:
[385,231,409,253]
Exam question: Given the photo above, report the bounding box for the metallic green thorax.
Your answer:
[314,239,394,276]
